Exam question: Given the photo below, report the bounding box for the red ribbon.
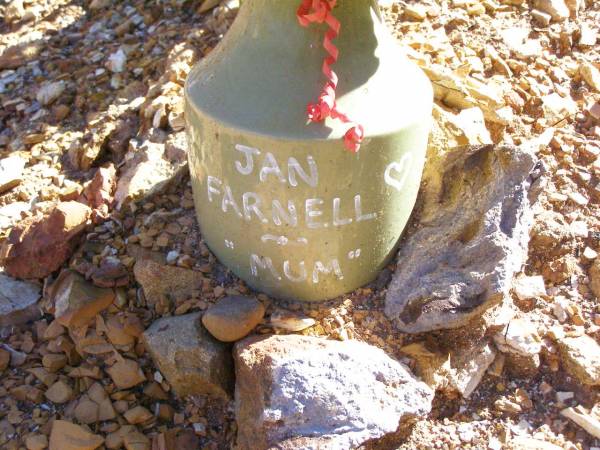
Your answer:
[297,0,365,153]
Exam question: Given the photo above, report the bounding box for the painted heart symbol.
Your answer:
[384,153,412,192]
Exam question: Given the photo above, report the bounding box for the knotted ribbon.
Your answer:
[297,0,365,153]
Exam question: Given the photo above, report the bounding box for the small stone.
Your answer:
[202,295,265,342]
[45,380,73,404]
[0,348,9,371]
[5,0,25,23]
[52,270,115,329]
[42,354,68,372]
[107,358,146,389]
[494,319,542,356]
[124,406,153,424]
[579,24,598,47]
[235,335,433,449]
[25,434,48,450]
[0,156,26,193]
[0,273,41,327]
[133,259,204,308]
[542,93,578,122]
[37,81,65,106]
[557,335,600,385]
[74,396,100,424]
[513,274,546,301]
[0,202,91,279]
[402,339,496,397]
[404,3,427,20]
[581,62,600,93]
[561,404,600,439]
[106,49,127,73]
[584,247,598,260]
[143,312,233,397]
[49,420,104,450]
[531,9,552,26]
[534,0,570,21]
[589,259,600,298]
[269,309,316,332]
[568,191,588,206]
[123,431,151,450]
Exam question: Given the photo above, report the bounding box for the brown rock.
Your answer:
[74,396,100,424]
[589,258,600,299]
[0,348,10,371]
[0,201,91,279]
[123,431,151,450]
[81,164,116,210]
[201,295,265,342]
[45,380,73,404]
[52,270,114,329]
[123,406,153,424]
[557,335,600,385]
[43,354,68,372]
[133,259,204,307]
[142,312,233,398]
[105,426,137,449]
[106,358,146,389]
[49,420,104,450]
[25,433,48,450]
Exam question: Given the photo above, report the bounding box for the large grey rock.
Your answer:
[385,145,539,333]
[0,273,41,327]
[234,335,433,450]
[142,312,233,398]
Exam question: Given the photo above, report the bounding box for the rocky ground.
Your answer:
[1,0,600,449]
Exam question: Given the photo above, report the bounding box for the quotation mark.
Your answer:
[224,239,235,249]
[347,249,361,260]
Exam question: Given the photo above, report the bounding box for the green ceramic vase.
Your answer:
[185,0,432,301]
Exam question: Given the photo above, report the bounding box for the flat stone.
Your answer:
[557,335,600,385]
[234,335,433,450]
[202,295,265,342]
[0,273,41,327]
[0,155,26,194]
[385,145,539,333]
[542,93,578,122]
[106,358,146,390]
[534,0,570,21]
[133,259,204,308]
[0,201,91,279]
[401,339,496,398]
[269,309,316,332]
[589,258,600,298]
[581,62,600,93]
[513,274,546,301]
[494,319,542,376]
[51,270,115,329]
[45,380,74,404]
[25,434,48,450]
[37,81,65,106]
[115,137,187,210]
[49,420,104,450]
[143,312,233,398]
[0,201,29,230]
[561,404,600,439]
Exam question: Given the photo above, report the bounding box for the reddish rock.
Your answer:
[81,164,117,221]
[0,202,91,279]
[51,270,115,329]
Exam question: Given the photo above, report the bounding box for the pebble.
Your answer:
[581,62,600,93]
[201,295,265,342]
[36,81,65,106]
[49,420,104,450]
[106,358,146,389]
[269,309,316,332]
[45,380,73,404]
